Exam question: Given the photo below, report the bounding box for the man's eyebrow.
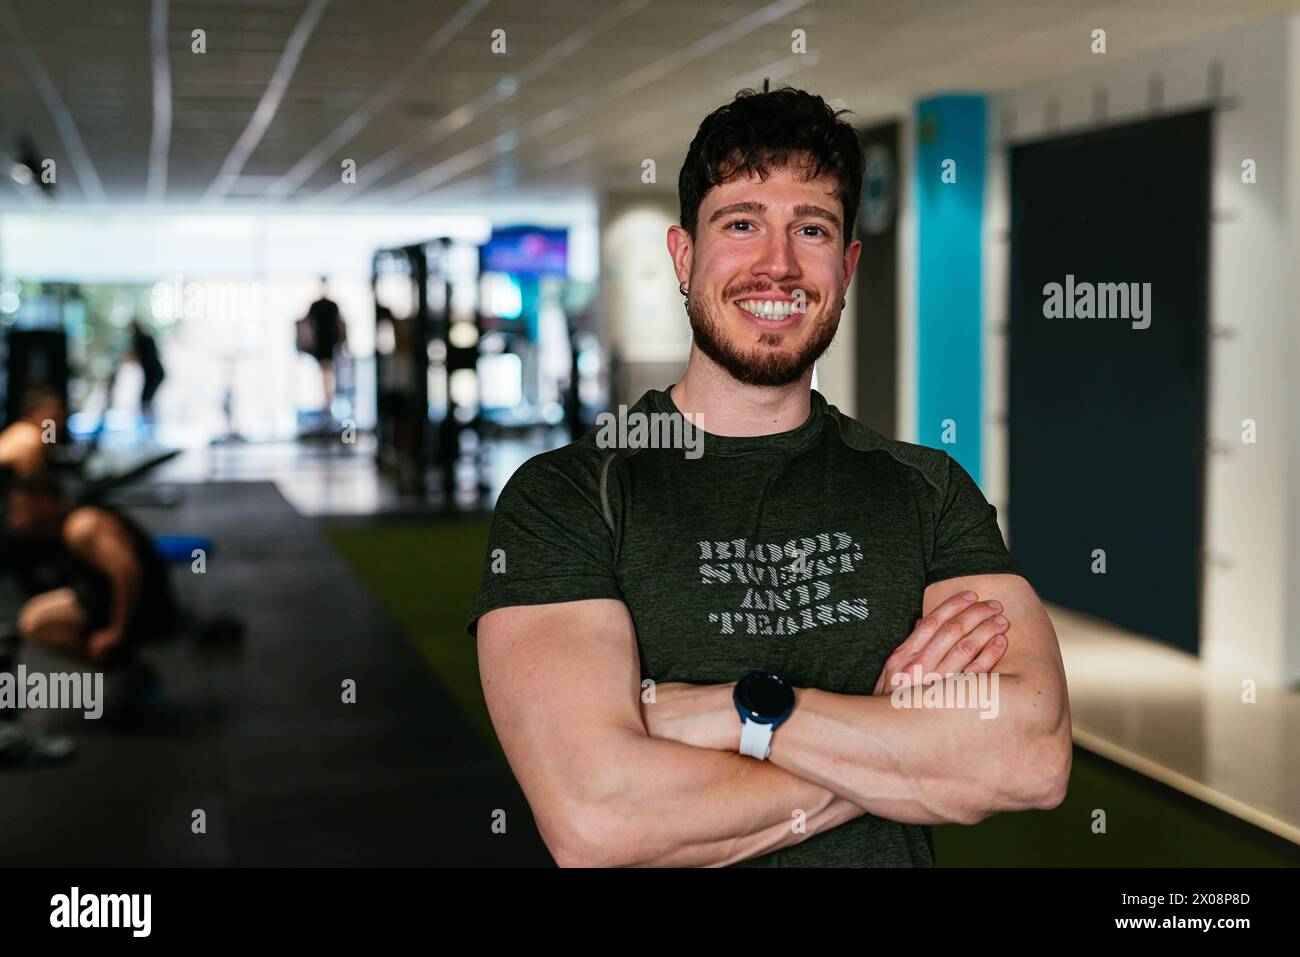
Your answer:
[707,201,841,231]
[708,201,766,224]
[793,204,841,230]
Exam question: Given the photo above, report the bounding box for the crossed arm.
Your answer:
[476,573,1071,867]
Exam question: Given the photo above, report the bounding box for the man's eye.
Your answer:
[725,220,829,237]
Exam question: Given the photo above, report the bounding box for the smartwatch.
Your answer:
[733,669,796,760]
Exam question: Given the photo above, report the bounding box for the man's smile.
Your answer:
[732,296,810,331]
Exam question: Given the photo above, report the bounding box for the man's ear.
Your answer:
[843,237,863,287]
[667,224,693,287]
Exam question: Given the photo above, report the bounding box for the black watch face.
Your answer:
[736,671,794,719]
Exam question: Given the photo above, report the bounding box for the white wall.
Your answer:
[0,211,495,282]
[598,193,692,369]
[1286,17,1300,684]
[984,16,1300,684]
[815,278,856,417]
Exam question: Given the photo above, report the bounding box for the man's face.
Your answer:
[673,156,862,387]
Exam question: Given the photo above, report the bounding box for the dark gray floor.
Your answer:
[0,481,551,866]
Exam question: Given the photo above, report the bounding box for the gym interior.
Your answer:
[1,0,1299,869]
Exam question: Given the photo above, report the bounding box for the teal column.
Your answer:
[915,95,986,483]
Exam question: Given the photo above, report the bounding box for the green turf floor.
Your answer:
[327,518,1300,867]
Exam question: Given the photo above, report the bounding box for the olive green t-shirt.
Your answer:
[467,387,1021,867]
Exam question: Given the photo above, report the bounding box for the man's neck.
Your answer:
[669,346,813,437]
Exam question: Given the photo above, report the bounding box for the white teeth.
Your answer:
[738,299,800,319]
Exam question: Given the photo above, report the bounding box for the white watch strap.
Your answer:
[739,717,774,759]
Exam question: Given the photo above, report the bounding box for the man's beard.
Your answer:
[685,291,841,387]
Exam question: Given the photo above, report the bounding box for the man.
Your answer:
[4,474,178,666]
[469,83,1071,867]
[0,387,65,478]
[305,277,347,417]
[128,320,166,425]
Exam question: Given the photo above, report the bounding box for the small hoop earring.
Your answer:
[679,281,689,297]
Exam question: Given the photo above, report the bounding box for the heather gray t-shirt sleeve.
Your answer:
[924,453,1022,586]
[466,449,623,637]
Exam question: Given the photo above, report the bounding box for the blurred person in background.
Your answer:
[303,276,348,419]
[128,319,166,430]
[4,474,178,668]
[0,386,66,479]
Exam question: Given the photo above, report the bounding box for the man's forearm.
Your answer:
[568,729,864,867]
[766,678,1071,826]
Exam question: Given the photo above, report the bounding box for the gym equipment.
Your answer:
[2,329,68,429]
[370,228,603,510]
[152,535,213,564]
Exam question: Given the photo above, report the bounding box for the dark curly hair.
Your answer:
[677,80,863,245]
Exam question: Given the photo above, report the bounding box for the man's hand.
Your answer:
[87,627,124,663]
[872,591,1009,695]
[640,681,739,752]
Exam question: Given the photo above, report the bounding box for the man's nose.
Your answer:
[750,231,801,281]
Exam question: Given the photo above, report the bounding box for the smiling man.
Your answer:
[469,83,1071,867]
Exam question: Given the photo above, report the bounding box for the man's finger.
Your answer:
[933,614,1008,675]
[959,631,1008,676]
[898,592,978,657]
[916,601,1004,673]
